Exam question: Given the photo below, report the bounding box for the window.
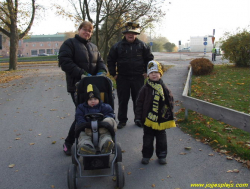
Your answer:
[31,50,38,55]
[39,49,45,54]
[40,43,43,47]
[32,44,36,47]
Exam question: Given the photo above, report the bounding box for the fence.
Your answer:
[182,67,250,133]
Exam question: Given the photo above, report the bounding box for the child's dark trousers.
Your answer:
[142,125,167,159]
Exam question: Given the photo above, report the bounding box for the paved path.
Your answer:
[0,53,249,189]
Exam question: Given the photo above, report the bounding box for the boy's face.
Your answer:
[87,97,99,107]
[148,71,161,81]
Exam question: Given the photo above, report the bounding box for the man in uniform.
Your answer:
[107,22,154,129]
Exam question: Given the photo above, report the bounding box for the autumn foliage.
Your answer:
[190,58,214,76]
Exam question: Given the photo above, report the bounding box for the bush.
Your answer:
[220,29,250,67]
[190,58,214,76]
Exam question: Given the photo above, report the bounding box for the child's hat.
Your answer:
[147,60,163,76]
[85,84,101,101]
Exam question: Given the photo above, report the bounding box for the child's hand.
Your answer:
[135,119,142,127]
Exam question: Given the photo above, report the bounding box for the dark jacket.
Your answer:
[75,101,115,124]
[59,34,107,92]
[107,37,154,77]
[135,79,175,124]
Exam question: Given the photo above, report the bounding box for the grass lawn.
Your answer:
[176,65,250,164]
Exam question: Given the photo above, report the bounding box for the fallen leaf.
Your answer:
[112,176,116,181]
[9,164,15,168]
[185,147,191,150]
[38,134,41,136]
[47,136,52,138]
[179,152,186,155]
[15,138,21,140]
[52,141,56,144]
[51,185,55,188]
[226,156,233,160]
[208,154,214,156]
[127,172,131,175]
[30,143,35,145]
[152,184,156,188]
[233,169,239,173]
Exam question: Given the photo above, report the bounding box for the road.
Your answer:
[0,53,249,189]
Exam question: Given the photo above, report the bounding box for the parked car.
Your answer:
[178,48,190,52]
[38,53,49,56]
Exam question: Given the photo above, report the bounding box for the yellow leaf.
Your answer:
[30,143,35,145]
[152,184,156,187]
[15,138,21,140]
[127,172,131,175]
[185,147,191,150]
[9,164,15,168]
[208,153,214,156]
[233,169,239,173]
[52,141,56,144]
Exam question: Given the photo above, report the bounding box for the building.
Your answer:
[0,34,66,57]
[190,36,214,52]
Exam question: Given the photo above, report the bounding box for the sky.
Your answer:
[30,0,250,46]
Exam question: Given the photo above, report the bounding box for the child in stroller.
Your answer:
[68,76,125,189]
[75,84,117,154]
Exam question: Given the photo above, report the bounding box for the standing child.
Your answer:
[75,84,117,154]
[135,60,176,165]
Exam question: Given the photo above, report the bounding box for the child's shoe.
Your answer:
[78,144,96,155]
[141,158,150,164]
[158,158,167,165]
[101,139,114,154]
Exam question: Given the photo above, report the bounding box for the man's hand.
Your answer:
[143,73,147,79]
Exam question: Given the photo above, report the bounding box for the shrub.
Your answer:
[190,58,214,76]
[220,28,250,67]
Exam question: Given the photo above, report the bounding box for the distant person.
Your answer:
[58,21,107,155]
[135,60,176,165]
[107,22,154,129]
[75,84,117,154]
[212,47,217,61]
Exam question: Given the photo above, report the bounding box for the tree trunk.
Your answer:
[9,31,19,70]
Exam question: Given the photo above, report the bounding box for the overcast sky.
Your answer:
[30,0,250,46]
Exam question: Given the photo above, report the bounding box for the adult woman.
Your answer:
[59,21,107,155]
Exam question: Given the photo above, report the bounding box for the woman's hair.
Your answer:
[78,21,94,31]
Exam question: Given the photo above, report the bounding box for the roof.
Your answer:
[23,34,66,42]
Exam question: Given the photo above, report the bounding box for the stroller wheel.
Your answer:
[67,164,77,189]
[115,142,122,162]
[115,162,125,189]
[71,144,79,165]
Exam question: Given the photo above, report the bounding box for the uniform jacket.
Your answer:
[135,79,175,124]
[107,37,154,77]
[75,101,115,124]
[59,34,107,92]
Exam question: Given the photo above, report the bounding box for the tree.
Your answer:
[164,42,175,52]
[220,28,250,67]
[54,0,166,62]
[0,0,37,70]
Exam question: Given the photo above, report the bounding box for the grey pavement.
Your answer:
[0,53,249,189]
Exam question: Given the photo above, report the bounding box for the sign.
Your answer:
[149,42,153,46]
[212,37,215,44]
[203,42,207,46]
[179,41,181,45]
[204,37,207,41]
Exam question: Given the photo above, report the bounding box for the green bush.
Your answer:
[190,58,214,76]
[220,28,250,67]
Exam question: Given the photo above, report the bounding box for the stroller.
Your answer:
[67,76,125,189]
